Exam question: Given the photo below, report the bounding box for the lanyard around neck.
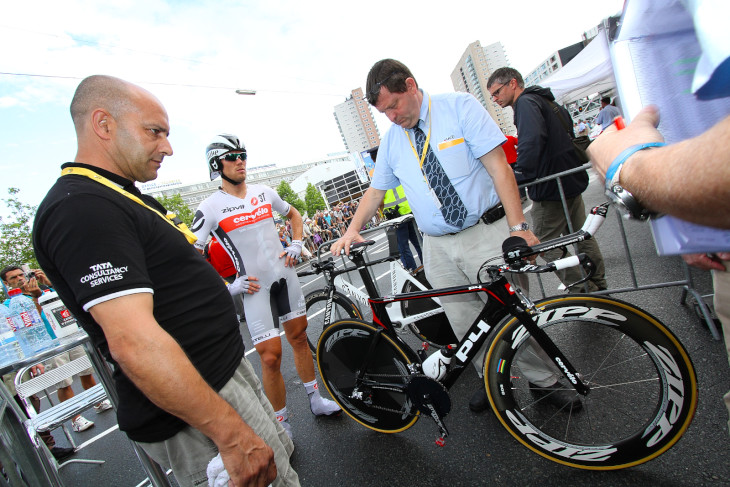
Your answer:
[404,95,432,170]
[61,167,198,245]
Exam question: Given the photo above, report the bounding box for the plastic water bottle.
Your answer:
[38,291,80,338]
[6,289,56,354]
[1,301,34,357]
[422,349,452,381]
[0,306,25,365]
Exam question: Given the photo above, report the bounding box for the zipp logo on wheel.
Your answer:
[505,410,617,462]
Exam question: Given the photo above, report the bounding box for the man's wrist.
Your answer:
[508,221,530,233]
[605,142,666,220]
[604,142,666,185]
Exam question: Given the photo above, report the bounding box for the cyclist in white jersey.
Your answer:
[192,134,340,439]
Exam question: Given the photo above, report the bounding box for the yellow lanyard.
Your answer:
[61,167,198,245]
[404,96,432,171]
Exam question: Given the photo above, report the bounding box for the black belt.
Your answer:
[444,204,505,236]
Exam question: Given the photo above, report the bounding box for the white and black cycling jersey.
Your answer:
[192,185,291,284]
[192,185,305,343]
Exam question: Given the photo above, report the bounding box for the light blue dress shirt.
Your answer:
[594,104,621,128]
[371,90,506,236]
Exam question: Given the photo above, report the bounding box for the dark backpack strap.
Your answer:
[545,98,575,139]
[522,93,571,139]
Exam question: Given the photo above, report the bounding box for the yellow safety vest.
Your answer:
[383,185,411,215]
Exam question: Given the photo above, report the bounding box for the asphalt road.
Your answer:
[52,170,729,486]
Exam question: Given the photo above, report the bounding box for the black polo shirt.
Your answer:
[33,163,245,442]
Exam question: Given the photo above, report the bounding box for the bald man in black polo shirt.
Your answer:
[33,75,298,487]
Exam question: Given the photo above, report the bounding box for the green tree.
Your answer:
[156,193,195,227]
[276,181,306,218]
[304,183,326,216]
[0,188,39,270]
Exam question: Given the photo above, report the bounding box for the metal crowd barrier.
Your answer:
[519,162,720,340]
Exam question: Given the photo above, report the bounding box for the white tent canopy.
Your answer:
[540,29,616,105]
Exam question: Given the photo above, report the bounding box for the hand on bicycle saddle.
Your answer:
[330,228,366,257]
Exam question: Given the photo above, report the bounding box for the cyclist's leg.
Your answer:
[244,289,286,408]
[282,315,315,382]
[282,314,341,416]
[280,272,340,416]
[254,337,286,408]
[277,273,313,384]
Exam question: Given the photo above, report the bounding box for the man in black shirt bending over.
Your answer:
[33,75,298,487]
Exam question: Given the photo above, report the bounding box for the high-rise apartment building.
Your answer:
[524,41,585,87]
[333,88,381,153]
[451,41,516,135]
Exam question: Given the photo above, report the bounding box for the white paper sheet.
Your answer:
[611,0,730,255]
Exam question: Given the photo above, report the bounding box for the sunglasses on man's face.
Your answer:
[220,152,246,162]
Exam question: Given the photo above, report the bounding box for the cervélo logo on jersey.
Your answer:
[220,204,272,231]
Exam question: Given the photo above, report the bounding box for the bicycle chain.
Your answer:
[353,372,428,417]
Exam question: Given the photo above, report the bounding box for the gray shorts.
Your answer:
[137,358,299,487]
[47,346,93,388]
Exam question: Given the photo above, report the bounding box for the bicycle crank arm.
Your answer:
[406,375,451,446]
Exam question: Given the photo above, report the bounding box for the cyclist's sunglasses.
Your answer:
[220,152,246,162]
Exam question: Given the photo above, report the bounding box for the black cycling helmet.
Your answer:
[205,134,246,182]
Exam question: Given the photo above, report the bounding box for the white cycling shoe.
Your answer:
[309,392,341,416]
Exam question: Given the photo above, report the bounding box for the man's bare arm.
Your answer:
[330,186,386,256]
[589,107,730,229]
[90,293,276,486]
[286,206,303,241]
[479,147,539,247]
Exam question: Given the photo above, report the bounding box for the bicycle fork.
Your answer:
[512,305,591,396]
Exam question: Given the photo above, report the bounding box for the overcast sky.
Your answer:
[0,0,623,211]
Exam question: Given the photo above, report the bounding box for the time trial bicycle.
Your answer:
[298,215,455,352]
[315,203,697,470]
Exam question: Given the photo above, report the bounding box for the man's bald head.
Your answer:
[69,75,172,181]
[70,75,144,132]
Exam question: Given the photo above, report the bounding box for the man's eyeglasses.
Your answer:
[490,82,509,100]
[220,152,246,162]
[368,73,394,101]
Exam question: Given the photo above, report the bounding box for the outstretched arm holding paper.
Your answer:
[589,106,730,229]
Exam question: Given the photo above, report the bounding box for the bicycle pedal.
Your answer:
[435,436,446,447]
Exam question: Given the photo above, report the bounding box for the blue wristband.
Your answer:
[604,142,666,183]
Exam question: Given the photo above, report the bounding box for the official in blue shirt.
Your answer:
[594,96,622,129]
[330,59,582,413]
